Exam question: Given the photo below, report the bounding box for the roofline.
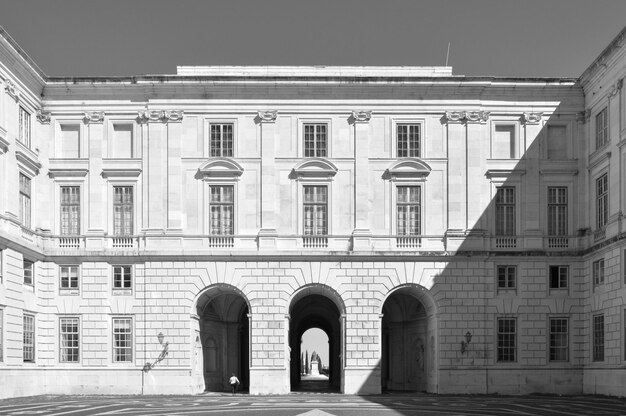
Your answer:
[579,25,626,85]
[0,25,48,81]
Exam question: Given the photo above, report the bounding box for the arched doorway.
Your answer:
[381,285,437,392]
[289,285,344,392]
[195,285,250,392]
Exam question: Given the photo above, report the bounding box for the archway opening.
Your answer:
[381,289,429,392]
[196,288,249,393]
[290,294,341,392]
[300,328,330,386]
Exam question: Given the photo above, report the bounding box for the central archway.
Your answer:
[194,285,250,393]
[288,285,344,392]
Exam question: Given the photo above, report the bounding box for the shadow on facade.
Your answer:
[356,101,584,412]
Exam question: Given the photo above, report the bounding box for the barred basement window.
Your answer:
[18,106,31,148]
[396,186,421,236]
[593,259,604,286]
[547,187,567,236]
[113,186,133,236]
[397,124,421,158]
[209,185,234,235]
[19,173,31,228]
[596,174,608,230]
[23,260,33,285]
[60,265,79,291]
[23,314,35,362]
[495,187,515,236]
[595,107,608,149]
[113,317,132,362]
[113,265,132,289]
[60,317,79,362]
[593,314,604,362]
[303,185,327,235]
[497,317,516,362]
[60,186,80,235]
[549,266,568,289]
[497,266,516,289]
[304,124,327,157]
[210,123,233,157]
[549,318,568,361]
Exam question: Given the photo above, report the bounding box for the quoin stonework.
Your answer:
[0,25,625,398]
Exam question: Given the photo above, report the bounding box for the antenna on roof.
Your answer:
[445,42,451,67]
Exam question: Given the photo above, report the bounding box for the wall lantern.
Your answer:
[460,331,472,354]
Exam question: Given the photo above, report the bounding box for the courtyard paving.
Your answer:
[0,393,625,416]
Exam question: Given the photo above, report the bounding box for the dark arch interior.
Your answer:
[290,294,341,392]
[196,290,249,392]
[381,291,427,392]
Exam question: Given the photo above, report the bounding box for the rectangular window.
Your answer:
[397,124,421,158]
[303,185,327,235]
[593,259,605,286]
[60,186,80,235]
[23,260,33,285]
[113,187,133,236]
[19,173,31,228]
[304,124,327,157]
[396,186,421,236]
[60,265,79,291]
[209,185,234,235]
[549,318,568,361]
[549,266,568,289]
[596,174,608,230]
[60,317,79,362]
[493,125,516,158]
[23,314,35,362]
[495,187,515,235]
[60,125,80,158]
[595,107,608,149]
[113,317,132,362]
[18,106,31,148]
[113,265,132,289]
[112,124,134,158]
[497,317,516,362]
[547,187,567,236]
[547,125,567,160]
[497,265,516,289]
[593,314,604,361]
[210,123,233,157]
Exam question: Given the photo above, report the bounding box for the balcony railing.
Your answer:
[207,235,235,248]
[303,235,329,248]
[111,236,136,249]
[494,236,517,249]
[547,236,569,249]
[396,236,422,249]
[58,236,83,249]
[593,228,606,242]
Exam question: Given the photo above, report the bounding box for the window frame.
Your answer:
[549,265,569,291]
[593,258,605,287]
[59,265,80,294]
[112,316,133,363]
[302,184,329,236]
[107,121,138,159]
[299,119,331,158]
[496,316,517,363]
[496,265,517,291]
[495,186,516,236]
[19,172,32,229]
[391,118,426,158]
[208,122,235,158]
[23,259,34,286]
[54,120,85,159]
[18,106,31,148]
[547,187,568,237]
[492,123,517,159]
[303,123,328,158]
[595,173,608,230]
[395,185,422,236]
[592,314,605,362]
[112,185,134,236]
[60,185,81,235]
[208,184,235,235]
[112,265,133,293]
[59,316,80,363]
[548,316,569,362]
[595,107,608,150]
[23,313,35,363]
[396,123,421,158]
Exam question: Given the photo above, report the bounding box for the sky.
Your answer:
[1,0,626,78]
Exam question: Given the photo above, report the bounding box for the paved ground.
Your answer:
[0,393,625,416]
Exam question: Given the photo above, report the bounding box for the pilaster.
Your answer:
[86,114,104,234]
[258,110,278,248]
[352,110,372,250]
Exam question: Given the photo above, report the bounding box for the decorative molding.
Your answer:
[444,110,489,124]
[0,128,9,153]
[290,158,338,180]
[384,158,432,181]
[16,150,42,176]
[197,158,244,179]
[257,110,278,123]
[48,168,89,178]
[4,80,19,101]
[36,110,51,124]
[522,112,543,125]
[609,78,623,97]
[137,109,183,123]
[485,169,526,179]
[101,168,142,178]
[587,151,611,172]
[539,169,579,177]
[83,111,105,124]
[351,110,372,123]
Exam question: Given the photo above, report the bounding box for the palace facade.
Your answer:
[0,25,625,398]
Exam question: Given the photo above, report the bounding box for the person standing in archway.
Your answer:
[229,373,240,395]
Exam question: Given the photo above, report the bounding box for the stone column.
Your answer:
[257,110,278,248]
[351,111,372,250]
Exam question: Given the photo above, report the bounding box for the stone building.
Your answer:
[0,24,624,398]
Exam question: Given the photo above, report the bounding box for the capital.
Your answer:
[36,110,51,124]
[351,110,372,123]
[609,78,623,97]
[163,110,184,122]
[465,111,490,124]
[257,110,277,122]
[522,112,542,125]
[4,80,19,101]
[83,111,105,123]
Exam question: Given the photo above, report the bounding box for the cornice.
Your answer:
[101,168,142,178]
[48,168,89,178]
[15,148,42,175]
[485,169,526,179]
